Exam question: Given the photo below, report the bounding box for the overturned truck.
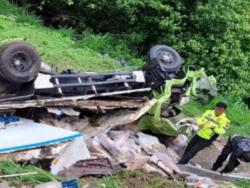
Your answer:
[0,41,216,136]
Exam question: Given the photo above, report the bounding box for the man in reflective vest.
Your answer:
[212,136,250,173]
[178,102,230,164]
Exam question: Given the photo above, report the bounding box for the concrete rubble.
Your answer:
[60,158,118,177]
[34,182,61,188]
[185,174,217,188]
[88,126,184,177]
[0,103,248,188]
[51,137,91,175]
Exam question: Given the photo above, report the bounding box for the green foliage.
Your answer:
[182,95,250,136]
[0,0,40,25]
[0,160,60,186]
[77,32,144,69]
[97,175,121,188]
[95,170,184,188]
[13,0,250,98]
[178,0,250,97]
[13,0,183,53]
[235,180,250,188]
[0,0,128,72]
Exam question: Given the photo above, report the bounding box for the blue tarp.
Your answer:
[0,118,82,154]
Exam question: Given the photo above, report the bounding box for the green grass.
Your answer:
[0,0,144,72]
[181,95,250,136]
[77,32,144,70]
[235,180,250,188]
[94,170,184,188]
[0,160,60,186]
[97,175,122,188]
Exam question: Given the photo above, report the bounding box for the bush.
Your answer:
[177,0,250,97]
[12,0,250,98]
[76,32,144,69]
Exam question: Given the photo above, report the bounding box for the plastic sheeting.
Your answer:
[0,118,82,154]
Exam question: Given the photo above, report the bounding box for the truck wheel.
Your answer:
[0,42,41,83]
[148,45,182,72]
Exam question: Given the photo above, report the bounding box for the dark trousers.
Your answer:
[212,138,240,173]
[178,134,218,164]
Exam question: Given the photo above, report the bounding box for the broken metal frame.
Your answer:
[0,88,151,111]
[35,71,147,96]
[0,71,148,103]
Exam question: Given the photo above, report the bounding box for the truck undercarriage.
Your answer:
[0,41,216,122]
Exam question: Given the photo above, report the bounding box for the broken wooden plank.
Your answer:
[94,99,157,134]
[0,98,148,111]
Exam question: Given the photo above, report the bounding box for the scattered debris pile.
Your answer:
[1,104,250,188]
[88,126,182,178]
[0,41,247,187]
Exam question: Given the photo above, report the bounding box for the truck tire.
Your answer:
[0,42,41,83]
[148,45,181,72]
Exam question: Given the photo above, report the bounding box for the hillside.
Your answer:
[0,0,143,72]
[1,1,250,188]
[1,0,250,139]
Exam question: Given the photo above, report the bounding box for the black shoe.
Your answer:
[211,167,217,171]
[177,160,187,165]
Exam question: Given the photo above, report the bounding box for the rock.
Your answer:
[142,162,168,177]
[153,153,182,174]
[185,174,200,184]
[34,182,61,188]
[185,174,217,188]
[51,137,91,175]
[170,134,188,152]
[137,132,160,154]
[88,136,113,160]
[60,158,117,177]
[20,186,32,188]
[0,183,14,188]
[82,184,96,188]
[125,156,150,170]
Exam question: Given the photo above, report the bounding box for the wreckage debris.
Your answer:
[51,137,90,175]
[60,158,119,177]
[0,41,236,188]
[88,126,184,178]
[0,107,249,188]
[185,174,217,188]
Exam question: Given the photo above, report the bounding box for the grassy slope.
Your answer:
[82,170,184,188]
[0,1,249,187]
[0,0,123,72]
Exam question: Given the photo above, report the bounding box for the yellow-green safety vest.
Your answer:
[196,110,230,140]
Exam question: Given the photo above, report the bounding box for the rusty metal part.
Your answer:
[60,158,119,177]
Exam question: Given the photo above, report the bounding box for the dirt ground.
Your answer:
[190,137,250,175]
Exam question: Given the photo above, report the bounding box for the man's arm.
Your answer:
[196,110,212,127]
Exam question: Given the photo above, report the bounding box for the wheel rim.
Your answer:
[10,52,32,73]
[158,51,174,64]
